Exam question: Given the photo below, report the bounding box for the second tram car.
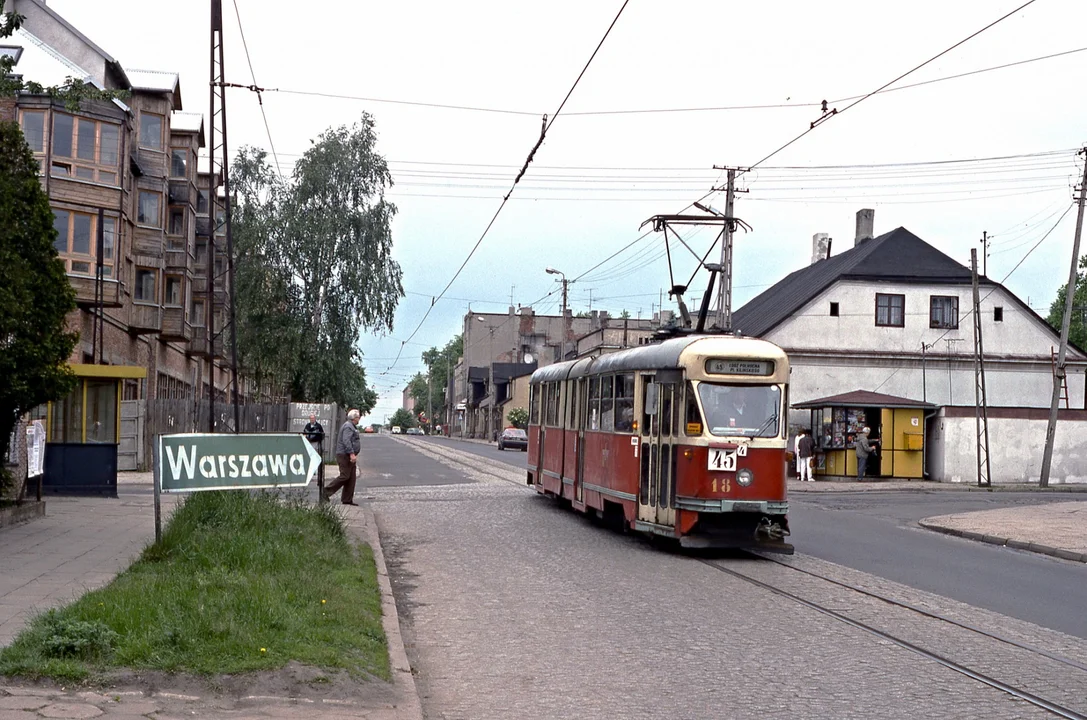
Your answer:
[527,334,792,551]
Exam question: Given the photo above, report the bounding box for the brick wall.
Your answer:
[0,96,16,123]
[4,416,28,500]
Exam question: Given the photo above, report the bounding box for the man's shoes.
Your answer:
[342,501,359,506]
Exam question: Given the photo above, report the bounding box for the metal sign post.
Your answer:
[152,433,323,541]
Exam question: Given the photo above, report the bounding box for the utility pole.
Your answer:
[716,168,736,331]
[1040,147,1087,487]
[980,230,989,277]
[426,365,433,436]
[971,249,992,489]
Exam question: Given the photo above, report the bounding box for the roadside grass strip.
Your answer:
[0,491,388,682]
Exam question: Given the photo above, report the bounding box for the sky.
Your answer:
[47,0,1087,423]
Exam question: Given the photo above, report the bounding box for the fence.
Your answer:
[146,398,290,444]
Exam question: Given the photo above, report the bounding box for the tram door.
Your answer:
[575,377,587,503]
[638,377,677,528]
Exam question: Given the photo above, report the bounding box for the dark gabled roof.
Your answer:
[732,227,973,338]
[792,390,936,410]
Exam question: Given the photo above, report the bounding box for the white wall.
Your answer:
[931,413,1087,485]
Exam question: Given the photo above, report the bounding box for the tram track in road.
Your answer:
[698,556,1087,719]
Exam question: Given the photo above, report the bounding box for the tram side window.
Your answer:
[600,376,615,432]
[530,385,541,426]
[545,383,561,427]
[685,381,704,435]
[615,373,635,433]
[589,377,601,430]
[569,381,578,429]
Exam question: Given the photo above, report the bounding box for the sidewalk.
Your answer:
[0,478,421,719]
[918,501,1087,563]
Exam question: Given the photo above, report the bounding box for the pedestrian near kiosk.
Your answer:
[796,428,815,482]
[855,426,880,481]
[324,409,361,505]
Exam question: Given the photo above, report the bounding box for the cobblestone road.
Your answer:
[376,439,1086,719]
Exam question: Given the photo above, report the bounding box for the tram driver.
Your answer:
[702,384,779,437]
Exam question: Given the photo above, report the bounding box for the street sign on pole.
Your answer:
[157,433,322,493]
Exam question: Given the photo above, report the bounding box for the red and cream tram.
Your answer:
[527,334,792,551]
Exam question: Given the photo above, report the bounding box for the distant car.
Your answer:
[406,427,423,435]
[362,426,376,434]
[391,426,402,434]
[498,427,528,452]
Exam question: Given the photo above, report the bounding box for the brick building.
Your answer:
[2,0,237,469]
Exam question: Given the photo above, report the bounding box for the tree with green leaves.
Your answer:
[1046,255,1087,351]
[408,335,463,422]
[388,408,416,430]
[507,407,529,429]
[230,115,402,411]
[0,119,78,491]
[1,3,125,110]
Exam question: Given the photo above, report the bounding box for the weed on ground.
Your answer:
[0,491,388,682]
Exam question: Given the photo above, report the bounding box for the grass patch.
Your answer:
[0,492,388,681]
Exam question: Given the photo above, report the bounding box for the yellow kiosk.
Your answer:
[793,390,935,481]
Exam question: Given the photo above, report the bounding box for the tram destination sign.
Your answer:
[157,433,322,493]
[705,358,775,376]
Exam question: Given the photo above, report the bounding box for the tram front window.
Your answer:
[698,383,781,438]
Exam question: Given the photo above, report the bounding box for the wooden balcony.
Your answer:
[70,275,122,308]
[168,179,192,206]
[165,248,192,273]
[129,303,162,335]
[187,326,209,357]
[195,216,211,238]
[132,227,165,258]
[160,307,191,342]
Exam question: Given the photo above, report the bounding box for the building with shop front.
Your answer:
[731,209,1087,484]
[2,0,238,473]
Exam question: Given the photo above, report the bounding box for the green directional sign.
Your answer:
[157,433,322,493]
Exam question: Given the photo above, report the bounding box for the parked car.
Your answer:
[406,427,423,435]
[362,426,376,434]
[498,427,528,451]
[391,426,402,434]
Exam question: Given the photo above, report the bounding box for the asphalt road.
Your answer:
[415,435,1087,639]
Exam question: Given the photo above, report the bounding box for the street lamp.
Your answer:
[545,267,569,361]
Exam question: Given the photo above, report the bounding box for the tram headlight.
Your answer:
[737,468,754,487]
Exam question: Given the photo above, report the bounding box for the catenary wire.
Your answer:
[231,0,282,177]
[379,0,632,375]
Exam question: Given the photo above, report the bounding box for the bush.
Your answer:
[41,614,118,661]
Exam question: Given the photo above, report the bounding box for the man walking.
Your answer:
[324,409,361,505]
[796,428,815,482]
[855,426,880,481]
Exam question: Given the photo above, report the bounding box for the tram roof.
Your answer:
[530,334,786,383]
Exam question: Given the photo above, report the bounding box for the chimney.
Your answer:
[855,208,875,247]
[811,233,830,265]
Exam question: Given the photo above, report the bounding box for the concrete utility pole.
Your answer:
[980,230,989,278]
[716,168,736,331]
[426,362,433,435]
[546,267,568,360]
[1040,147,1087,488]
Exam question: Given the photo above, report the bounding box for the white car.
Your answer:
[391,426,402,434]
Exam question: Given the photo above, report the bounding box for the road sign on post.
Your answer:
[158,433,322,493]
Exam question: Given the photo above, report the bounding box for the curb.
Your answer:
[0,501,46,529]
[917,520,1087,563]
[359,502,424,720]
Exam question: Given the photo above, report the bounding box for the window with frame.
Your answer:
[530,384,540,425]
[614,374,634,433]
[139,112,163,150]
[545,383,561,427]
[168,207,185,238]
[600,375,615,432]
[994,306,1004,322]
[192,298,205,327]
[164,275,183,306]
[589,377,601,431]
[170,148,188,178]
[197,189,209,215]
[135,268,158,303]
[49,113,120,185]
[138,191,161,227]
[52,210,115,277]
[685,381,704,435]
[875,293,905,327]
[929,295,959,329]
[19,110,45,153]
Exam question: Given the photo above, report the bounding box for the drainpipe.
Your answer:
[921,407,940,479]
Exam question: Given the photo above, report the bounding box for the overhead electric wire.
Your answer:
[736,0,1043,179]
[247,45,1085,119]
[379,0,632,375]
[231,0,282,177]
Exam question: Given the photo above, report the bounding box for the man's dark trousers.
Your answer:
[325,453,356,503]
[857,454,868,481]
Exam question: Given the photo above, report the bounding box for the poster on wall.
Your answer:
[26,420,46,478]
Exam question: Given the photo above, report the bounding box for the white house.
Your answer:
[732,210,1087,484]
